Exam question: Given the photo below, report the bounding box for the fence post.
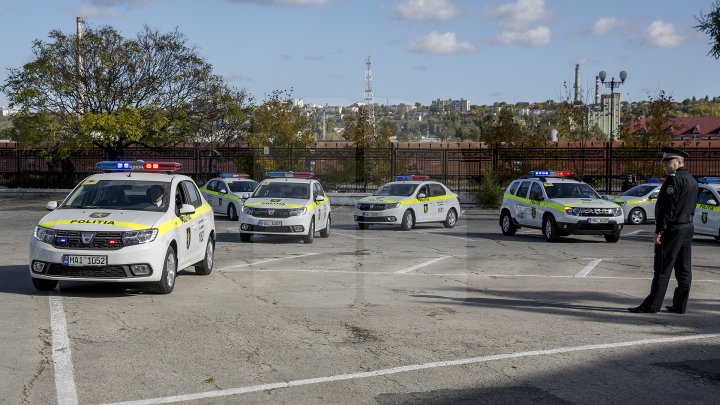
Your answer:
[390,143,395,179]
[605,142,611,194]
[442,148,447,184]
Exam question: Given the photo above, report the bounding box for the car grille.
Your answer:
[356,216,390,223]
[248,225,294,233]
[358,203,388,211]
[578,223,616,231]
[575,208,616,217]
[52,230,125,250]
[46,264,129,277]
[252,209,291,218]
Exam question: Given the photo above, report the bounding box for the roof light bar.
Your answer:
[698,177,720,183]
[265,171,314,178]
[528,170,551,177]
[220,173,251,179]
[528,170,574,178]
[394,175,431,181]
[96,160,182,173]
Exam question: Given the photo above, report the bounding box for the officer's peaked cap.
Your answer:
[661,147,689,161]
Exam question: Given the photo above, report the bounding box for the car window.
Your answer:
[182,181,202,208]
[314,182,325,198]
[529,183,544,200]
[417,185,429,197]
[507,181,520,195]
[429,184,446,197]
[207,180,218,192]
[228,180,258,193]
[60,179,169,212]
[516,181,530,198]
[175,183,188,215]
[544,183,601,199]
[622,184,658,197]
[698,188,717,205]
[374,184,418,197]
[253,182,310,199]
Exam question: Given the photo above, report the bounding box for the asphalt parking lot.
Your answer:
[1,196,720,405]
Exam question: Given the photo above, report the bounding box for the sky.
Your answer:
[0,0,719,108]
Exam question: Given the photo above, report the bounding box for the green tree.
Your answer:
[624,91,676,147]
[1,24,218,159]
[695,1,720,59]
[482,108,528,145]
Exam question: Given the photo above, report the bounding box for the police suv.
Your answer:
[354,176,461,231]
[239,172,331,243]
[500,170,624,242]
[607,181,662,225]
[695,177,720,240]
[200,174,258,221]
[29,161,215,294]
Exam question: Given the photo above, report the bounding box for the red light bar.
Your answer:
[554,171,574,177]
[143,162,182,172]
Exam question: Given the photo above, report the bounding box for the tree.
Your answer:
[1,24,218,159]
[482,108,528,145]
[624,91,676,147]
[695,1,720,59]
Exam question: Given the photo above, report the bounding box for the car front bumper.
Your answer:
[239,214,310,235]
[556,217,624,235]
[353,207,404,225]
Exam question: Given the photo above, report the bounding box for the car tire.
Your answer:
[628,208,645,225]
[240,233,252,242]
[500,211,517,236]
[443,209,458,228]
[32,277,58,291]
[228,204,239,221]
[543,216,559,242]
[357,223,367,230]
[605,231,621,243]
[152,246,177,294]
[320,216,330,238]
[400,210,414,231]
[303,219,315,244]
[195,236,214,275]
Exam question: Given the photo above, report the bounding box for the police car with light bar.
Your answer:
[200,173,258,221]
[606,180,662,225]
[500,170,624,242]
[695,177,720,240]
[239,172,331,243]
[29,160,216,294]
[354,175,461,231]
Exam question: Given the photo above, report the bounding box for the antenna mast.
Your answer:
[364,56,375,134]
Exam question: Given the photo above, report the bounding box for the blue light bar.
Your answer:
[529,170,551,177]
[698,177,720,183]
[394,175,410,181]
[97,161,134,171]
[265,171,314,178]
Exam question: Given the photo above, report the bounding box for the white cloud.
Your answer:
[487,0,551,30]
[396,0,460,22]
[225,0,330,5]
[591,17,619,36]
[644,20,686,48]
[496,26,551,46]
[408,31,475,54]
[75,6,122,19]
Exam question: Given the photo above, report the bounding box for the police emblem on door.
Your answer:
[531,207,536,219]
[702,212,708,224]
[186,228,191,249]
[424,204,428,214]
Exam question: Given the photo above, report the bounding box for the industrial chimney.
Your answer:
[574,64,580,103]
[595,75,601,105]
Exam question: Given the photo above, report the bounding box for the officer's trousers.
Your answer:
[641,223,693,312]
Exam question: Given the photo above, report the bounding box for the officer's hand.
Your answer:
[654,233,662,245]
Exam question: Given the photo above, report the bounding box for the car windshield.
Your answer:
[229,180,258,193]
[544,182,601,199]
[60,180,170,211]
[252,182,310,199]
[373,183,418,197]
[621,184,658,197]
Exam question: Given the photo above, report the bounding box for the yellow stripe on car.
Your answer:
[156,203,213,236]
[697,203,720,212]
[245,201,305,209]
[199,188,242,204]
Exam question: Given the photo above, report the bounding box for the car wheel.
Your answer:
[400,210,414,231]
[240,233,252,242]
[605,232,621,243]
[152,246,177,294]
[320,216,330,238]
[228,204,238,221]
[500,211,517,236]
[543,216,559,242]
[195,236,214,275]
[443,209,458,228]
[357,223,367,230]
[303,219,315,244]
[32,277,58,291]
[628,208,645,225]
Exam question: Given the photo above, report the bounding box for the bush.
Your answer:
[472,171,504,209]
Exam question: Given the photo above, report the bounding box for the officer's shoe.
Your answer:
[627,306,658,313]
[665,306,685,314]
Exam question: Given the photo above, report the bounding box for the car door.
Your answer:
[216,181,231,214]
[429,183,448,221]
[173,181,195,268]
[415,183,434,223]
[514,181,532,226]
[695,187,719,236]
[181,180,207,263]
[313,182,329,229]
[205,180,219,213]
[527,182,545,228]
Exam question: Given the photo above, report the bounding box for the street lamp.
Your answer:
[599,70,627,193]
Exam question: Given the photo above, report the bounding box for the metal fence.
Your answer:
[1,144,719,193]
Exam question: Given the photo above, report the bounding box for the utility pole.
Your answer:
[364,56,375,136]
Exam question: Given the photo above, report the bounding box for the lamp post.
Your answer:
[599,70,627,193]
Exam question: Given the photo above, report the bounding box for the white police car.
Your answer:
[29,161,216,294]
[695,177,720,240]
[354,176,461,231]
[500,170,624,242]
[200,174,258,221]
[607,181,662,225]
[239,172,331,243]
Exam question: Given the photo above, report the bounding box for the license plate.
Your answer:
[62,255,107,267]
[588,218,609,224]
[364,211,381,217]
[258,220,281,226]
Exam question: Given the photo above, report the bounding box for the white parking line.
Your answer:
[49,293,78,405]
[576,259,602,277]
[102,333,720,405]
[395,256,451,274]
[332,232,380,240]
[411,230,470,241]
[218,253,318,272]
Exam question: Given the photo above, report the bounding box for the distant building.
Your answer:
[431,98,470,113]
[630,116,720,141]
[1,106,18,117]
[586,93,620,140]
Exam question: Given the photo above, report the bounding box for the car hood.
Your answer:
[357,195,408,204]
[552,198,621,208]
[38,209,165,231]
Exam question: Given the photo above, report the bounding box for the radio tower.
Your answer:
[364,56,375,133]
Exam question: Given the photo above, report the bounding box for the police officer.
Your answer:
[628,147,698,314]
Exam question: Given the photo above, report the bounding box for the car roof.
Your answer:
[260,178,315,184]
[86,172,186,182]
[700,183,720,191]
[517,177,582,184]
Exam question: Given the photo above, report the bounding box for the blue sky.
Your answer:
[1,0,718,107]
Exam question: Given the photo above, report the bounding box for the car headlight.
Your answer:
[288,207,307,216]
[122,229,158,246]
[242,206,255,215]
[616,200,627,206]
[613,207,622,216]
[564,207,581,216]
[355,202,363,209]
[33,226,56,244]
[385,203,399,209]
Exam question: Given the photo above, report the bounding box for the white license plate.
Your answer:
[364,211,381,217]
[588,218,610,224]
[62,255,107,267]
[258,220,281,226]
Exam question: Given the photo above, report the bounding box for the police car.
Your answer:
[354,176,461,231]
[29,161,216,294]
[500,170,624,242]
[607,181,662,225]
[239,172,331,243]
[695,177,720,240]
[200,174,258,221]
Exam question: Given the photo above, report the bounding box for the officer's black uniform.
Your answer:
[631,148,697,313]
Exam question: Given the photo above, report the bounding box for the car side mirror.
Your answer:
[179,204,196,215]
[45,201,58,211]
[219,189,228,194]
[315,195,326,202]
[241,193,251,199]
[650,192,659,199]
[417,193,427,199]
[708,199,718,206]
